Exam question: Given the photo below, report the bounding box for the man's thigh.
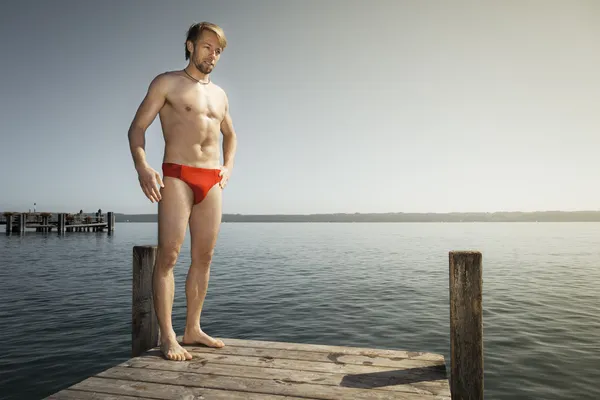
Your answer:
[189,184,222,259]
[158,177,194,252]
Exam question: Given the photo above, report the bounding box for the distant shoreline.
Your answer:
[114,211,600,223]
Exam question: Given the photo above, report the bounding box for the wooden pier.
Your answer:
[45,248,483,400]
[1,211,115,234]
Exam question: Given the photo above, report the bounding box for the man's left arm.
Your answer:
[220,94,237,185]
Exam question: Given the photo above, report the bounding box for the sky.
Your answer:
[1,0,598,215]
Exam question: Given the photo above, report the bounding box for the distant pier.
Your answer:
[1,211,115,234]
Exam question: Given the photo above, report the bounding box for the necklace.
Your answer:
[183,69,210,85]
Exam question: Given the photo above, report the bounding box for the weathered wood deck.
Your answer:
[43,247,483,400]
[46,337,450,400]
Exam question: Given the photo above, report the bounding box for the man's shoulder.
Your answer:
[145,71,187,99]
[151,70,183,85]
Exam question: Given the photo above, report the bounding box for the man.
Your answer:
[127,22,237,361]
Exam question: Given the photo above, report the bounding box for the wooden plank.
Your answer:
[449,251,483,400]
[65,223,108,228]
[46,389,152,399]
[132,245,160,357]
[25,223,108,228]
[96,366,450,400]
[182,344,445,370]
[216,337,444,361]
[154,349,445,376]
[122,355,450,396]
[58,376,313,399]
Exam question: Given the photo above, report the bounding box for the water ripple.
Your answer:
[1,222,599,399]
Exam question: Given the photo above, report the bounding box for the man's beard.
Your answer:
[195,60,213,74]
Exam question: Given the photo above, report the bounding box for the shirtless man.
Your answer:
[127,22,237,361]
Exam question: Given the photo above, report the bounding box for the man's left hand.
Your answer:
[219,166,231,189]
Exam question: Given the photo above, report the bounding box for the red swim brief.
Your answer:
[162,162,222,204]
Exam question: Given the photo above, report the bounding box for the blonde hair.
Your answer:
[185,22,227,60]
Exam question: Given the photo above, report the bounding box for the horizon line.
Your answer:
[3,209,600,215]
[115,209,600,216]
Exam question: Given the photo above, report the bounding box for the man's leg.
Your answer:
[154,176,194,361]
[181,183,225,348]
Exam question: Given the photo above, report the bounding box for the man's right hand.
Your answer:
[137,165,164,203]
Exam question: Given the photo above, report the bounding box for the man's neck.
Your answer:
[185,66,209,83]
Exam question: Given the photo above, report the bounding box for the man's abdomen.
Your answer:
[159,108,222,168]
[162,129,221,169]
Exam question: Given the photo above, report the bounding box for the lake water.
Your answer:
[1,222,599,399]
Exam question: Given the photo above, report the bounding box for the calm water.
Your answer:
[1,222,599,399]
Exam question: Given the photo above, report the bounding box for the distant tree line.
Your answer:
[113,211,600,223]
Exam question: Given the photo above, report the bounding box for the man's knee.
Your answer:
[191,248,215,267]
[156,245,181,269]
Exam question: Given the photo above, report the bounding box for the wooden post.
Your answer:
[132,245,159,357]
[5,214,11,234]
[18,213,25,233]
[57,213,65,234]
[107,212,114,232]
[5,214,13,235]
[449,251,483,400]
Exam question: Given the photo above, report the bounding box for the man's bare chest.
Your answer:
[167,87,225,120]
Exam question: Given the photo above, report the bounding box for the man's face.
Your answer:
[189,30,223,74]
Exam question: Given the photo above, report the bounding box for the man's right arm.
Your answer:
[128,74,168,171]
[128,74,168,202]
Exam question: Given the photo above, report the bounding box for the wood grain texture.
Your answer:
[184,344,445,369]
[132,245,159,358]
[46,389,152,399]
[157,350,440,376]
[121,353,450,396]
[48,338,450,400]
[449,251,483,400]
[97,366,449,400]
[215,337,445,361]
[53,376,303,400]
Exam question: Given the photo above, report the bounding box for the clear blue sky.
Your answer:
[1,0,598,215]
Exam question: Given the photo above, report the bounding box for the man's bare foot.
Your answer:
[182,327,225,348]
[160,335,192,361]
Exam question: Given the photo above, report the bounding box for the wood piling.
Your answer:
[20,214,25,233]
[132,245,160,357]
[4,213,13,234]
[108,211,115,232]
[57,213,65,234]
[449,251,484,400]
